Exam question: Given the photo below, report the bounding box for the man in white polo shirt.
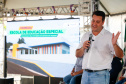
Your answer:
[76,11,123,84]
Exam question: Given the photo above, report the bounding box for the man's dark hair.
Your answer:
[92,11,105,22]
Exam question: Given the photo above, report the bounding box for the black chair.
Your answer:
[0,78,14,84]
[50,77,63,84]
[34,76,49,84]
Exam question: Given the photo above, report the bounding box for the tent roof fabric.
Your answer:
[4,0,126,16]
[5,0,78,9]
[99,0,126,16]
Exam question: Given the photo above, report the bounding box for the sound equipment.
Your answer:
[0,78,14,84]
[34,76,49,84]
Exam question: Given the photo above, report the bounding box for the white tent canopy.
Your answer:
[3,0,126,16]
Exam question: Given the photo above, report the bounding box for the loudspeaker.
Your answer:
[0,78,14,84]
[50,77,63,84]
[34,76,49,84]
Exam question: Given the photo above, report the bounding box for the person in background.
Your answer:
[76,11,123,84]
[109,56,123,84]
[63,56,83,84]
[115,69,126,84]
[115,59,126,84]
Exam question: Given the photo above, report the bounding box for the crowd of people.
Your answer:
[62,11,125,84]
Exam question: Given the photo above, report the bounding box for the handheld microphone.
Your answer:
[86,34,93,52]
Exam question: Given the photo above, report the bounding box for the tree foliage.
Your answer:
[17,37,26,44]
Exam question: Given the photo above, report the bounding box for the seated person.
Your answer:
[63,56,83,84]
[115,69,126,84]
[109,56,123,84]
[115,58,126,84]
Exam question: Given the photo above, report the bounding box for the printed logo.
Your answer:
[19,26,33,30]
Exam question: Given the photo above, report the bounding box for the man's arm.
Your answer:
[76,48,85,57]
[113,44,123,58]
[119,76,125,81]
[71,67,75,76]
[72,69,83,76]
[112,32,123,58]
[76,40,90,57]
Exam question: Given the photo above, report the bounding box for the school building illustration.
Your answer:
[8,42,70,58]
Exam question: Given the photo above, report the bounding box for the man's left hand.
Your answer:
[112,31,121,46]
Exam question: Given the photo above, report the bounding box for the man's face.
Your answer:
[91,15,104,32]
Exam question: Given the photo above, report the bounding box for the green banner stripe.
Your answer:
[21,34,58,37]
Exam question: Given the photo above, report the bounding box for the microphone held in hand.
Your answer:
[86,34,93,52]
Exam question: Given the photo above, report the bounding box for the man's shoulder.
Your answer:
[104,29,112,36]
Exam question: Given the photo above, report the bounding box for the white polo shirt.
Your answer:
[77,28,115,70]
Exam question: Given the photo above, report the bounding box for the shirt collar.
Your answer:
[91,28,105,36]
[99,28,105,36]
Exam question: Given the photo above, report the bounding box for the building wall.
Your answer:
[36,44,69,54]
[62,44,70,54]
